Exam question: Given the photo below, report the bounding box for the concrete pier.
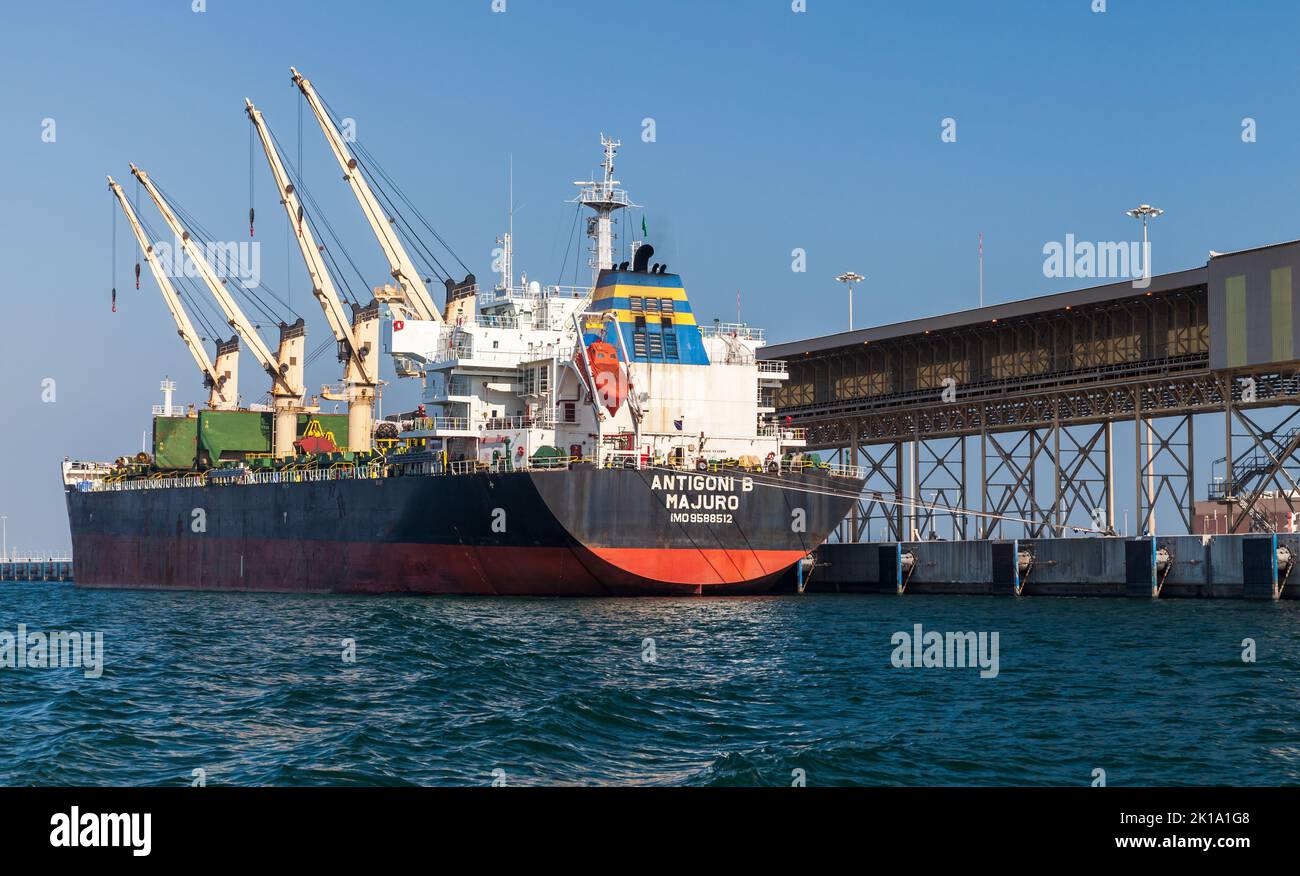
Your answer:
[805,533,1297,599]
[0,559,74,583]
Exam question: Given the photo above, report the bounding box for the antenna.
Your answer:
[574,134,635,281]
[497,155,524,293]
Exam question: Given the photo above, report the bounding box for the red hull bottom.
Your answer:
[71,534,803,596]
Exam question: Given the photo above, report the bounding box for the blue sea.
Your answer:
[1,582,1298,786]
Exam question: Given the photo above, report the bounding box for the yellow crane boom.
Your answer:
[245,97,377,452]
[107,174,237,411]
[131,163,306,458]
[289,66,442,324]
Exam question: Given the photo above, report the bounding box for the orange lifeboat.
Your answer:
[579,340,626,415]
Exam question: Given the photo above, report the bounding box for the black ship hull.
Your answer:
[65,466,859,596]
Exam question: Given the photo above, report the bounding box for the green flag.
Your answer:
[641,214,648,237]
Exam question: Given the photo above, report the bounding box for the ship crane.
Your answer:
[131,163,306,458]
[289,66,443,324]
[245,98,378,452]
[107,175,239,411]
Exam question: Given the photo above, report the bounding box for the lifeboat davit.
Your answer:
[580,340,626,415]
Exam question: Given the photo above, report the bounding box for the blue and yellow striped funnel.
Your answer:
[585,268,710,365]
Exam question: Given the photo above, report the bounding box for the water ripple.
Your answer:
[1,584,1298,785]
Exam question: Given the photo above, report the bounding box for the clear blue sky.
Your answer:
[1,0,1298,551]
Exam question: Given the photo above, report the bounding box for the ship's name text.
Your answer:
[652,474,751,522]
[650,474,754,494]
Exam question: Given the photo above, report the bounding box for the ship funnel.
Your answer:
[633,243,654,273]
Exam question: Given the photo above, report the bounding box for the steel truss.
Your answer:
[1219,399,1300,533]
[1136,411,1194,536]
[831,435,904,542]
[1054,422,1113,536]
[800,368,1300,540]
[915,436,967,540]
[980,429,1050,538]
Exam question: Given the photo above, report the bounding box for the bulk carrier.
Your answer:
[63,69,862,596]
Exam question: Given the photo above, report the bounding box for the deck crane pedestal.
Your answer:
[245,98,378,452]
[213,336,241,409]
[131,164,306,458]
[289,66,446,328]
[107,175,238,411]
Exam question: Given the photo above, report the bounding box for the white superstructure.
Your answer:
[384,138,806,471]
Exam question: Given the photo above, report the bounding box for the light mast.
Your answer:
[574,135,631,280]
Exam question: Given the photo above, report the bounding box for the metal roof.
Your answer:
[763,266,1208,359]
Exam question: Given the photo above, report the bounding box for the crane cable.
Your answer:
[134,175,142,289]
[135,211,226,342]
[269,124,367,307]
[319,94,470,278]
[120,196,228,343]
[153,180,301,326]
[248,115,255,239]
[110,193,117,313]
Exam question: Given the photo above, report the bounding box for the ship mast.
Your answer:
[496,158,514,292]
[574,135,631,281]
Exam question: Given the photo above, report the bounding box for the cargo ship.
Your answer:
[63,69,862,595]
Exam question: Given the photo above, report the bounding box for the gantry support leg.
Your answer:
[840,439,907,542]
[1226,405,1300,533]
[1136,412,1197,536]
[916,435,967,540]
[1052,422,1113,535]
[981,429,1051,539]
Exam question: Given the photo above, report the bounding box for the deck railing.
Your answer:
[699,323,765,342]
[758,425,808,441]
[90,465,389,492]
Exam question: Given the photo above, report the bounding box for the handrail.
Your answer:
[90,464,389,492]
[87,454,862,492]
[758,425,808,440]
[700,323,765,342]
